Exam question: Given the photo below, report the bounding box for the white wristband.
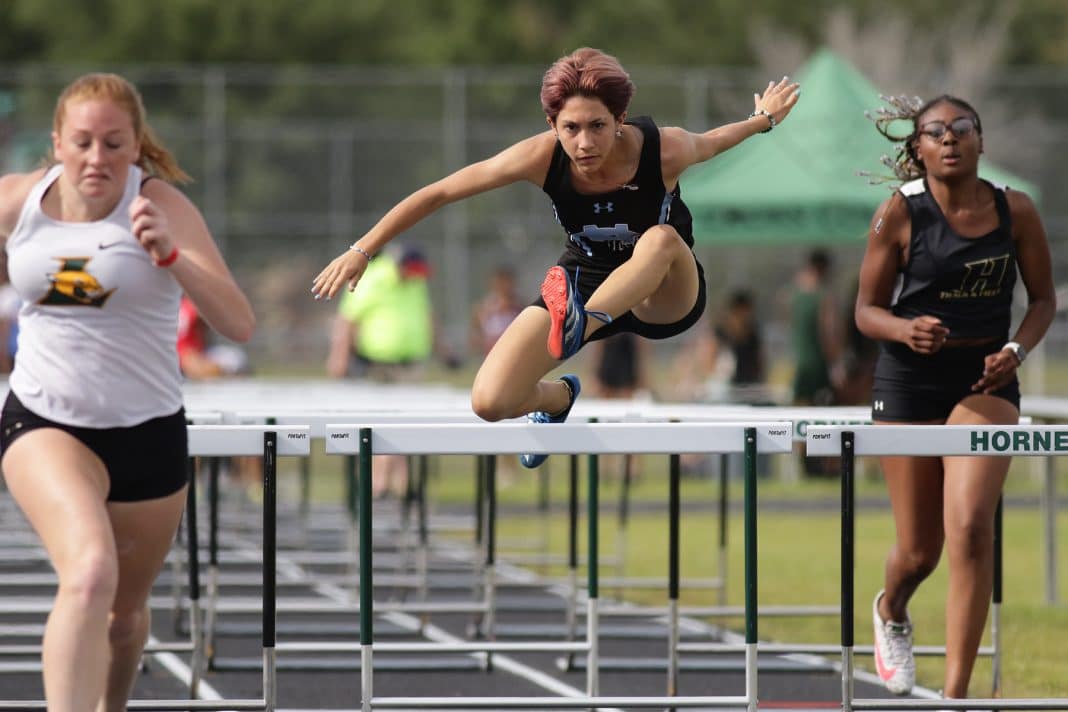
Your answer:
[1003,341,1027,364]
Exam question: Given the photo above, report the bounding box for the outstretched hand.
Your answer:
[754,76,801,127]
[312,248,370,301]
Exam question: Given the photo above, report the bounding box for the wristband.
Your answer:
[155,246,180,268]
[1003,341,1027,365]
[349,244,373,262]
[748,108,776,133]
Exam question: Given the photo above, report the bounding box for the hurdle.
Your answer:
[808,423,1068,711]
[0,424,309,712]
[323,420,792,710]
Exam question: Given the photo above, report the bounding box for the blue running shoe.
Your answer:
[519,374,581,469]
[542,266,611,360]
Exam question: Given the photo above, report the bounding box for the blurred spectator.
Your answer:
[790,248,841,406]
[0,251,20,373]
[835,277,878,406]
[325,244,436,498]
[326,244,434,384]
[469,264,523,358]
[672,289,769,404]
[177,295,251,379]
[790,248,843,478]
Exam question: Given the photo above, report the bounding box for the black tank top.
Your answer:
[541,115,694,270]
[891,178,1016,339]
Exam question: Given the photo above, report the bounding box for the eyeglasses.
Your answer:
[919,117,978,140]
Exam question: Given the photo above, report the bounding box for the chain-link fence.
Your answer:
[1,63,1065,390]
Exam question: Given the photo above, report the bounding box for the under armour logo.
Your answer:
[593,202,613,214]
[873,400,884,412]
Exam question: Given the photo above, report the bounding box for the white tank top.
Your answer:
[6,165,182,427]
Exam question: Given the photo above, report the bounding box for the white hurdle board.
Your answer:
[326,421,794,456]
[807,423,1066,457]
[188,424,311,456]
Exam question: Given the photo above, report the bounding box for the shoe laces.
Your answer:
[883,620,913,663]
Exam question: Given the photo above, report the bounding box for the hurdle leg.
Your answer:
[667,453,680,698]
[564,454,580,671]
[484,454,498,671]
[358,428,374,712]
[185,458,203,696]
[587,451,600,698]
[263,432,278,712]
[205,457,220,669]
[719,453,729,607]
[416,454,430,630]
[840,431,856,712]
[992,496,1003,697]
[615,453,633,602]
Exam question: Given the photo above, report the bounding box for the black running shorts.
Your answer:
[0,392,189,502]
[870,341,1020,422]
[531,252,707,342]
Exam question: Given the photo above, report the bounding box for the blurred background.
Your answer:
[1,0,1066,400]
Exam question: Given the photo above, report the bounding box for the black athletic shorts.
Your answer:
[532,252,707,343]
[870,340,1020,421]
[0,391,189,502]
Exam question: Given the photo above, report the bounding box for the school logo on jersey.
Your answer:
[940,254,1011,300]
[39,257,116,307]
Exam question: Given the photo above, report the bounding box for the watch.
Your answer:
[1003,341,1027,365]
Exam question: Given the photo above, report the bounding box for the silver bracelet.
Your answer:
[349,244,373,261]
[748,108,775,133]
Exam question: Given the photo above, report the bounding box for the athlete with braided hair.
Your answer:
[856,94,1055,700]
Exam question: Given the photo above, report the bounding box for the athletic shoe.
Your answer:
[872,590,915,696]
[519,374,581,469]
[541,266,611,360]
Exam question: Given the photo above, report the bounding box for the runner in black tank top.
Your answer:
[312,48,801,468]
[535,115,705,343]
[855,94,1055,702]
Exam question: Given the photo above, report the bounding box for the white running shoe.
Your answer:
[872,590,915,695]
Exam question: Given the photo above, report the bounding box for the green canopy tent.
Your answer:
[680,49,1038,245]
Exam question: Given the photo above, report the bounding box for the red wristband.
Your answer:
[155,246,180,268]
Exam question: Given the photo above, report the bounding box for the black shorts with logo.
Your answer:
[870,340,1020,422]
[531,251,707,343]
[0,392,189,502]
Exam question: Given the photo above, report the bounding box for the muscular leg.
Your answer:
[98,487,187,712]
[583,225,699,339]
[941,394,1016,698]
[877,420,946,624]
[2,430,116,712]
[471,307,568,422]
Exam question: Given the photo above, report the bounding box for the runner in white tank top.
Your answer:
[0,73,254,712]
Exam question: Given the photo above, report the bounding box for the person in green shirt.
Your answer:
[326,244,433,382]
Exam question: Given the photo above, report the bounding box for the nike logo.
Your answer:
[874,644,896,680]
[98,240,124,250]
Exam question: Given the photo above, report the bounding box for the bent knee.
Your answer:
[636,225,685,252]
[57,552,119,610]
[896,546,941,582]
[471,388,512,422]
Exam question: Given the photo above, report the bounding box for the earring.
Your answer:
[616,128,623,137]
